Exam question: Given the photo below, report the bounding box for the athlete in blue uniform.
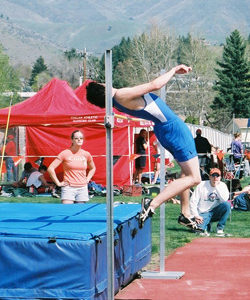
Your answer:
[86,64,202,231]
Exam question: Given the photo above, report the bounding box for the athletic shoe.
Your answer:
[51,192,60,199]
[139,197,155,228]
[199,231,210,237]
[216,229,225,237]
[178,213,203,232]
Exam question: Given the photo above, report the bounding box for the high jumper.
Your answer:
[86,64,202,231]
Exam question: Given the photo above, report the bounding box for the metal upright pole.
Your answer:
[159,142,166,272]
[147,130,152,184]
[159,82,166,273]
[105,50,115,300]
[142,70,184,280]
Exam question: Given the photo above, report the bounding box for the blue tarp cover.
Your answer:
[0,203,151,299]
[0,203,140,240]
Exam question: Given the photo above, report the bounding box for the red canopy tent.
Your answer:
[0,78,152,186]
[0,78,86,127]
[74,80,153,185]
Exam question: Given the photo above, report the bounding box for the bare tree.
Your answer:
[33,71,52,91]
[49,56,82,88]
[168,36,219,124]
[115,25,178,87]
[114,27,218,126]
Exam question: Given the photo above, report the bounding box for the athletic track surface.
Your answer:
[115,238,250,300]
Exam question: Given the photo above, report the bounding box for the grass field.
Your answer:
[1,177,250,267]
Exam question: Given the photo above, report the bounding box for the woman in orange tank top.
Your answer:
[48,130,96,204]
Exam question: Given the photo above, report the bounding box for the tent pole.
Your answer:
[147,129,152,184]
[105,50,114,300]
[131,127,135,185]
[0,94,13,181]
[128,124,132,185]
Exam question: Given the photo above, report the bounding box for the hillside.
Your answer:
[0,0,249,65]
[0,17,62,66]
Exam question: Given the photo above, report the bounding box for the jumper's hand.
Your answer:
[175,64,192,74]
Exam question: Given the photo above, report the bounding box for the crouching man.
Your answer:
[190,168,231,236]
[26,165,59,198]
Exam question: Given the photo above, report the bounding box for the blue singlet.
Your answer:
[113,93,197,162]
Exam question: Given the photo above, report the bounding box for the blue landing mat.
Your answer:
[0,203,151,299]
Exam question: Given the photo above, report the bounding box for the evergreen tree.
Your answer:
[176,33,192,65]
[112,37,133,87]
[64,48,82,61]
[29,56,47,87]
[211,30,250,124]
[98,37,132,87]
[112,37,132,69]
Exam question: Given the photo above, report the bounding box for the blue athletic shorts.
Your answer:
[154,118,197,162]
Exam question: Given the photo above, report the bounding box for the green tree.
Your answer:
[29,56,48,87]
[64,48,82,61]
[112,37,133,87]
[97,37,133,87]
[211,30,250,128]
[31,71,52,92]
[0,46,21,108]
[185,116,199,124]
[176,33,192,65]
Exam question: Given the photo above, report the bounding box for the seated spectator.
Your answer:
[26,165,59,197]
[190,168,230,236]
[233,185,250,198]
[233,186,250,211]
[226,178,242,195]
[12,162,37,188]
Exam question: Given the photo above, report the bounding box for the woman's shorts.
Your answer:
[61,185,89,202]
[135,155,146,169]
[154,118,197,162]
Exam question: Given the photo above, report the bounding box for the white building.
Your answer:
[225,118,250,143]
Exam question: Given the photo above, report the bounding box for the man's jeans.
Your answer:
[199,202,231,231]
[5,157,18,182]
